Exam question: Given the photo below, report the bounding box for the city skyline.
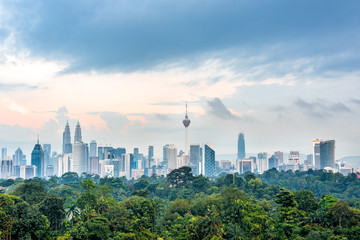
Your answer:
[0,1,359,158]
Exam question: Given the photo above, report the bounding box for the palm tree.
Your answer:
[66,205,80,225]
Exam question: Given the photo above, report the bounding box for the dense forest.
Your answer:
[1,167,360,239]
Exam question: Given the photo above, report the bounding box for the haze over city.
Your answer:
[0,0,359,159]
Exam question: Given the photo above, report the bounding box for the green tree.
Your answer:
[39,195,66,230]
[12,182,47,204]
[167,166,194,188]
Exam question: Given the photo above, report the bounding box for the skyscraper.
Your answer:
[74,121,82,143]
[14,148,23,166]
[1,148,7,160]
[43,144,52,166]
[63,121,72,154]
[190,144,201,175]
[163,144,170,167]
[313,139,321,169]
[274,151,284,165]
[237,132,245,159]
[90,140,97,157]
[167,145,177,171]
[1,158,13,179]
[31,138,45,178]
[147,146,154,169]
[202,143,215,177]
[182,103,191,155]
[320,140,335,169]
[73,141,86,175]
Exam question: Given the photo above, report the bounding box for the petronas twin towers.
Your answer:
[62,120,83,155]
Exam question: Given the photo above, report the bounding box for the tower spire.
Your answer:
[37,134,39,144]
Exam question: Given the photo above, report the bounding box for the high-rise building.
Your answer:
[288,151,300,165]
[14,148,23,166]
[1,158,13,178]
[182,103,191,155]
[236,158,253,174]
[121,153,133,179]
[74,121,82,143]
[147,146,154,169]
[313,139,321,169]
[274,151,284,165]
[31,138,45,178]
[20,165,36,179]
[257,152,269,173]
[43,144,51,166]
[163,144,170,166]
[305,154,313,165]
[89,157,99,175]
[167,145,177,171]
[237,132,245,159]
[63,121,72,154]
[268,155,279,169]
[113,148,126,159]
[90,140,97,157]
[73,141,86,175]
[1,148,7,160]
[202,143,215,177]
[98,146,113,160]
[320,140,335,169]
[190,144,201,175]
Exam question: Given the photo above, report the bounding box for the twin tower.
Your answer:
[62,120,82,155]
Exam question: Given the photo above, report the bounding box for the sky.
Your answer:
[0,0,359,160]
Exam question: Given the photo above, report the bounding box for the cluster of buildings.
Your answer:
[230,135,355,176]
[0,104,355,180]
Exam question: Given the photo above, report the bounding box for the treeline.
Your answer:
[1,167,360,239]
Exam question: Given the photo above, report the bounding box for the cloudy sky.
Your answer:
[0,0,359,160]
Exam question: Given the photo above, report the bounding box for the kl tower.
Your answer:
[182,103,191,155]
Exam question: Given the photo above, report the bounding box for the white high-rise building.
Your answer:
[167,145,177,171]
[73,142,86,175]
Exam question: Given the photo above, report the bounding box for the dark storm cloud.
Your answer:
[207,98,238,120]
[295,98,351,118]
[1,0,360,74]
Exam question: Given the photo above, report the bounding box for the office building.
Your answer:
[236,158,253,174]
[320,140,335,169]
[14,147,23,166]
[1,148,7,160]
[202,143,215,177]
[20,165,36,179]
[190,144,201,175]
[90,140,97,157]
[167,145,177,171]
[237,132,245,159]
[31,138,45,178]
[89,157,99,175]
[257,152,269,173]
[1,158,13,178]
[73,141,86,175]
[268,155,279,169]
[43,144,51,166]
[274,151,284,165]
[313,139,321,169]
